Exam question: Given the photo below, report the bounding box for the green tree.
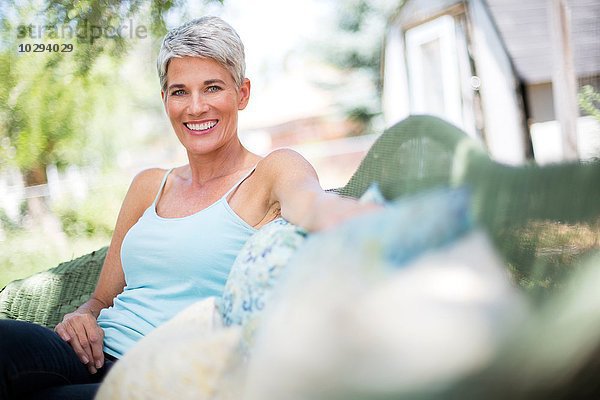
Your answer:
[0,0,221,188]
[579,85,600,123]
[316,0,403,130]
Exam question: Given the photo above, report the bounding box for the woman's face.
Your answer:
[162,57,250,156]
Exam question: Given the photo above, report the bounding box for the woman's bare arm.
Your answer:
[262,149,381,232]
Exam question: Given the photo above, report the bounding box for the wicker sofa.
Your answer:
[1,115,599,398]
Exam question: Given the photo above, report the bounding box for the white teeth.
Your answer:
[185,121,217,131]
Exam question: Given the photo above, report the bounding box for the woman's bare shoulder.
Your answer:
[254,149,320,208]
[256,148,315,176]
[130,168,169,190]
[125,168,170,208]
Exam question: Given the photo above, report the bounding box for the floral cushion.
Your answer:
[218,218,308,347]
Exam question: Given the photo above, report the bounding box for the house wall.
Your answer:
[467,0,527,164]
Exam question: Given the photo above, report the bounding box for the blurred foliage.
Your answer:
[579,85,600,123]
[43,0,145,75]
[52,183,126,238]
[500,219,600,305]
[0,1,133,184]
[0,208,21,234]
[0,171,127,287]
[0,226,108,288]
[316,0,403,129]
[0,0,222,185]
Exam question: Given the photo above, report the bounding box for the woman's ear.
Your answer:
[238,78,251,110]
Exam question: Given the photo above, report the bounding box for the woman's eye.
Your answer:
[206,86,222,93]
[171,89,185,96]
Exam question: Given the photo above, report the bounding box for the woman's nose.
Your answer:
[188,93,209,115]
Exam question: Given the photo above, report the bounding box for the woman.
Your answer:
[0,16,378,399]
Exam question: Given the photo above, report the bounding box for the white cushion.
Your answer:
[96,297,244,400]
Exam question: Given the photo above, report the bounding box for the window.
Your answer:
[405,15,463,128]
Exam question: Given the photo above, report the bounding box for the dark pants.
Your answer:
[0,319,117,400]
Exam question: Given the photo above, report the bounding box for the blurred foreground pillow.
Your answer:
[244,188,526,399]
[444,251,600,400]
[96,297,244,400]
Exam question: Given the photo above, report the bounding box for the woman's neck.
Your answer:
[185,140,254,186]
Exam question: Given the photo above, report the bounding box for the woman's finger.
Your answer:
[54,323,71,342]
[58,311,105,374]
[85,324,105,369]
[70,319,96,367]
[64,322,92,365]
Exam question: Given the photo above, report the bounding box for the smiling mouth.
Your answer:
[184,120,218,132]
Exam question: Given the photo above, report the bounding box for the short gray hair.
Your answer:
[157,16,246,93]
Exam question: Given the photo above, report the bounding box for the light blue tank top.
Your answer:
[97,167,257,359]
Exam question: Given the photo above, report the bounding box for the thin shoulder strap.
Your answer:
[153,168,174,206]
[223,165,257,199]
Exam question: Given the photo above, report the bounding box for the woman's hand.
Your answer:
[55,310,105,374]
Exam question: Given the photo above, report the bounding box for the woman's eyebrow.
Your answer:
[204,79,226,85]
[168,80,226,91]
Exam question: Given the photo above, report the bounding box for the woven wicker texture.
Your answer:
[0,246,107,328]
[340,115,600,297]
